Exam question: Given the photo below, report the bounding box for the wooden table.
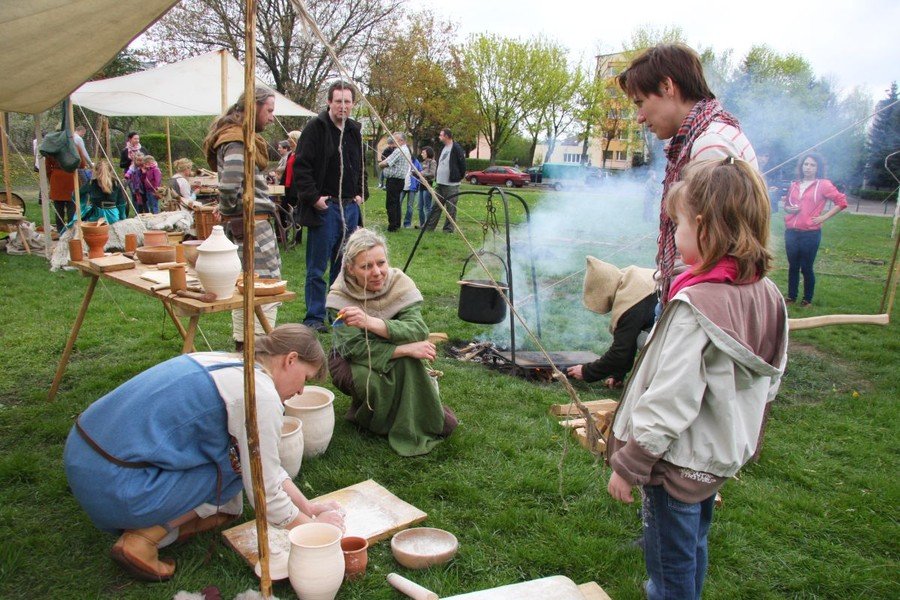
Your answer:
[48,258,295,400]
[0,214,30,254]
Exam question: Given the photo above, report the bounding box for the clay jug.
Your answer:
[194,225,240,301]
[288,522,344,600]
[340,536,368,581]
[284,386,335,458]
[278,416,304,478]
[80,222,109,259]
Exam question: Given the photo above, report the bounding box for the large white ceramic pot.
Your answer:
[284,386,335,458]
[288,522,344,600]
[194,225,240,301]
[278,415,304,478]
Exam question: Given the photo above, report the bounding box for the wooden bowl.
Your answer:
[236,278,287,296]
[136,245,176,265]
[390,528,458,569]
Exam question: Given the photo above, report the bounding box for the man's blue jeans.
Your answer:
[785,228,821,302]
[641,485,716,600]
[303,201,359,324]
[417,188,432,227]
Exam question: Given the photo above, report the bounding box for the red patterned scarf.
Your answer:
[659,99,741,303]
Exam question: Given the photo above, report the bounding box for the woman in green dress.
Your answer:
[326,228,457,456]
[71,158,128,227]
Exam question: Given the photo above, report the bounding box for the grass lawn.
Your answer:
[0,179,897,599]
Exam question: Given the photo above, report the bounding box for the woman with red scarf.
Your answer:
[782,152,846,306]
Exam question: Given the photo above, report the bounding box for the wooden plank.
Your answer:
[428,332,449,344]
[550,399,619,417]
[560,417,587,429]
[578,581,613,600]
[445,575,583,599]
[573,427,607,453]
[222,479,427,569]
[88,254,136,272]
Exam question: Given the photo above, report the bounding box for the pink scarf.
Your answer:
[666,256,754,302]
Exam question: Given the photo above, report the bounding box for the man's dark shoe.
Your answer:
[303,320,328,333]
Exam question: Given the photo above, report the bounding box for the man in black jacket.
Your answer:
[292,81,367,332]
[424,128,466,232]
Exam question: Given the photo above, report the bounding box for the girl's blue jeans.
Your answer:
[641,485,716,600]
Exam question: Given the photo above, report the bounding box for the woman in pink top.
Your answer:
[782,152,847,306]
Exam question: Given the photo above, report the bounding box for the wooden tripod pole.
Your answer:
[241,0,271,596]
[880,225,900,314]
[0,112,12,208]
[67,99,82,236]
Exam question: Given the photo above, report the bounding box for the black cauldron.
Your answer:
[458,252,509,324]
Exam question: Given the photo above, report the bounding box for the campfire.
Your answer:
[449,341,601,382]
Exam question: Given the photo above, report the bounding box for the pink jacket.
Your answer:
[141,165,162,192]
[784,179,847,231]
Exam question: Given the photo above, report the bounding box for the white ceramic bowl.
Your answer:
[390,527,458,569]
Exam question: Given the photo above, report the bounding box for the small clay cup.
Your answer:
[174,243,185,264]
[169,264,187,292]
[340,536,368,581]
[124,233,138,253]
[68,238,84,262]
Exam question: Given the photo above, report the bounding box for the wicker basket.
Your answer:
[193,206,217,240]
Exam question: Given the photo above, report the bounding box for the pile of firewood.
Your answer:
[449,341,497,363]
[550,399,619,454]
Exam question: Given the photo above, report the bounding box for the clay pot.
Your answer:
[284,386,335,458]
[194,225,240,301]
[340,536,368,581]
[124,233,138,253]
[288,522,344,600]
[68,238,84,262]
[80,222,109,259]
[182,240,203,268]
[135,245,176,265]
[278,416,304,478]
[143,230,168,246]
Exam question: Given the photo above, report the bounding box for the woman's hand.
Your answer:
[399,340,437,361]
[337,306,371,329]
[811,214,827,225]
[607,471,635,504]
[307,500,342,516]
[314,509,345,531]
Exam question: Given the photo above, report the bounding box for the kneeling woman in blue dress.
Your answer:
[64,324,344,582]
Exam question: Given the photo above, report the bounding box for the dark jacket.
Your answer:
[444,141,467,184]
[581,293,656,383]
[292,110,368,227]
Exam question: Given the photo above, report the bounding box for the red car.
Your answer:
[465,166,530,188]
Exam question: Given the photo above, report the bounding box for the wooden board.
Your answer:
[88,254,136,272]
[549,399,619,417]
[445,575,584,600]
[578,581,613,600]
[573,427,607,453]
[222,479,427,569]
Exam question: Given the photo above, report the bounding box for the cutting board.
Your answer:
[222,479,427,569]
[88,254,135,272]
[445,575,584,599]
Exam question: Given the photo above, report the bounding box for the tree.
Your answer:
[865,82,900,189]
[143,0,404,111]
[364,12,461,155]
[460,34,536,162]
[518,38,576,166]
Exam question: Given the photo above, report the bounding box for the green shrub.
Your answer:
[852,188,898,202]
[465,158,490,172]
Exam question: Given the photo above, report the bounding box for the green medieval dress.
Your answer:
[327,268,447,456]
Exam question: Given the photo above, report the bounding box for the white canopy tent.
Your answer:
[71,50,315,117]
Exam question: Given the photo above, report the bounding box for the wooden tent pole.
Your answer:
[241,1,270,596]
[880,225,900,313]
[165,117,173,178]
[67,99,82,235]
[221,49,229,113]
[35,116,52,258]
[0,112,13,207]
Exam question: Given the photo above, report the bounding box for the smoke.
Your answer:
[471,176,659,353]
